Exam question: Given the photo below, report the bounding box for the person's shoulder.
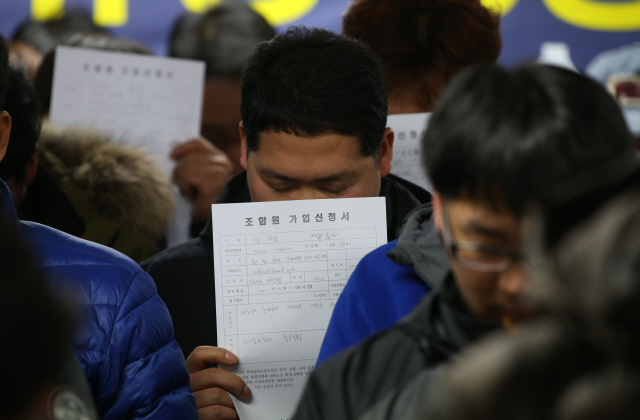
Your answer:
[359,240,397,263]
[327,317,426,370]
[350,240,418,283]
[21,221,142,277]
[384,173,431,205]
[342,239,425,313]
[300,322,430,419]
[141,236,212,274]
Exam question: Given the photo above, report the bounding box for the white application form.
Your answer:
[49,46,205,245]
[212,197,387,420]
[387,112,433,193]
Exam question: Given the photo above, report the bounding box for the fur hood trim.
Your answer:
[39,123,175,238]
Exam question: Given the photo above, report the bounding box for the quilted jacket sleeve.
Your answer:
[96,270,197,420]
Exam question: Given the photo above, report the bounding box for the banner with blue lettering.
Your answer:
[0,0,639,70]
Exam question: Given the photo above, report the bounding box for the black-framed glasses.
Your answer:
[441,207,525,273]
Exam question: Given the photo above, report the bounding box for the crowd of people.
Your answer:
[1,1,640,419]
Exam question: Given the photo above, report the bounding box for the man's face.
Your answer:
[240,127,393,202]
[433,194,532,325]
[201,77,243,174]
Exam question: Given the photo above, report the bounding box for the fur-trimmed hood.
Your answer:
[38,123,175,238]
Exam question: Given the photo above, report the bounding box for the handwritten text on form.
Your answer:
[212,197,387,420]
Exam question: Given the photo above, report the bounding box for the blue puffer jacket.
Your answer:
[317,204,449,364]
[1,182,197,419]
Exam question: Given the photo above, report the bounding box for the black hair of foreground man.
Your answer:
[241,26,388,160]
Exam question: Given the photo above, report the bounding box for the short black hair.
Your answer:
[0,221,73,419]
[0,67,42,183]
[169,0,275,78]
[0,34,9,110]
[423,64,637,216]
[241,26,388,160]
[12,9,108,54]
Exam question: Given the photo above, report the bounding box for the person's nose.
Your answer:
[290,187,329,201]
[497,262,527,299]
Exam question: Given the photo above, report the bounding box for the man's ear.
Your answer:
[432,192,444,234]
[0,111,12,162]
[239,121,248,170]
[379,127,394,178]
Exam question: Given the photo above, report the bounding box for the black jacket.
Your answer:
[292,274,500,420]
[142,171,430,358]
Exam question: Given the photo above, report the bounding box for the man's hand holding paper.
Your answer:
[187,346,252,420]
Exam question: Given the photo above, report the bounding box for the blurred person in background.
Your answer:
[586,42,640,149]
[425,176,640,420]
[34,32,152,117]
[343,0,501,114]
[319,0,502,364]
[0,33,198,420]
[2,58,174,262]
[0,219,98,420]
[9,10,104,82]
[26,33,176,261]
[12,9,108,55]
[168,0,276,233]
[292,63,638,420]
[7,40,42,80]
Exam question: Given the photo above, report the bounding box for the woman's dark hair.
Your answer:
[343,0,501,111]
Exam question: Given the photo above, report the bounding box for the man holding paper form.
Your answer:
[143,26,430,419]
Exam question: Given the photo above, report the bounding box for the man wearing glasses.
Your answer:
[292,63,638,420]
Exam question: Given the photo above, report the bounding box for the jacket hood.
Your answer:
[387,203,449,289]
[38,123,175,238]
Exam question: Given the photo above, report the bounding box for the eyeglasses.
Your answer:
[441,207,524,273]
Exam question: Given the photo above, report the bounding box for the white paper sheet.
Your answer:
[387,112,433,193]
[49,46,205,245]
[212,197,387,420]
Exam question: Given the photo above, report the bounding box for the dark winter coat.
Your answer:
[292,274,500,420]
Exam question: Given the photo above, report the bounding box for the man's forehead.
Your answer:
[251,130,363,153]
[445,196,521,227]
